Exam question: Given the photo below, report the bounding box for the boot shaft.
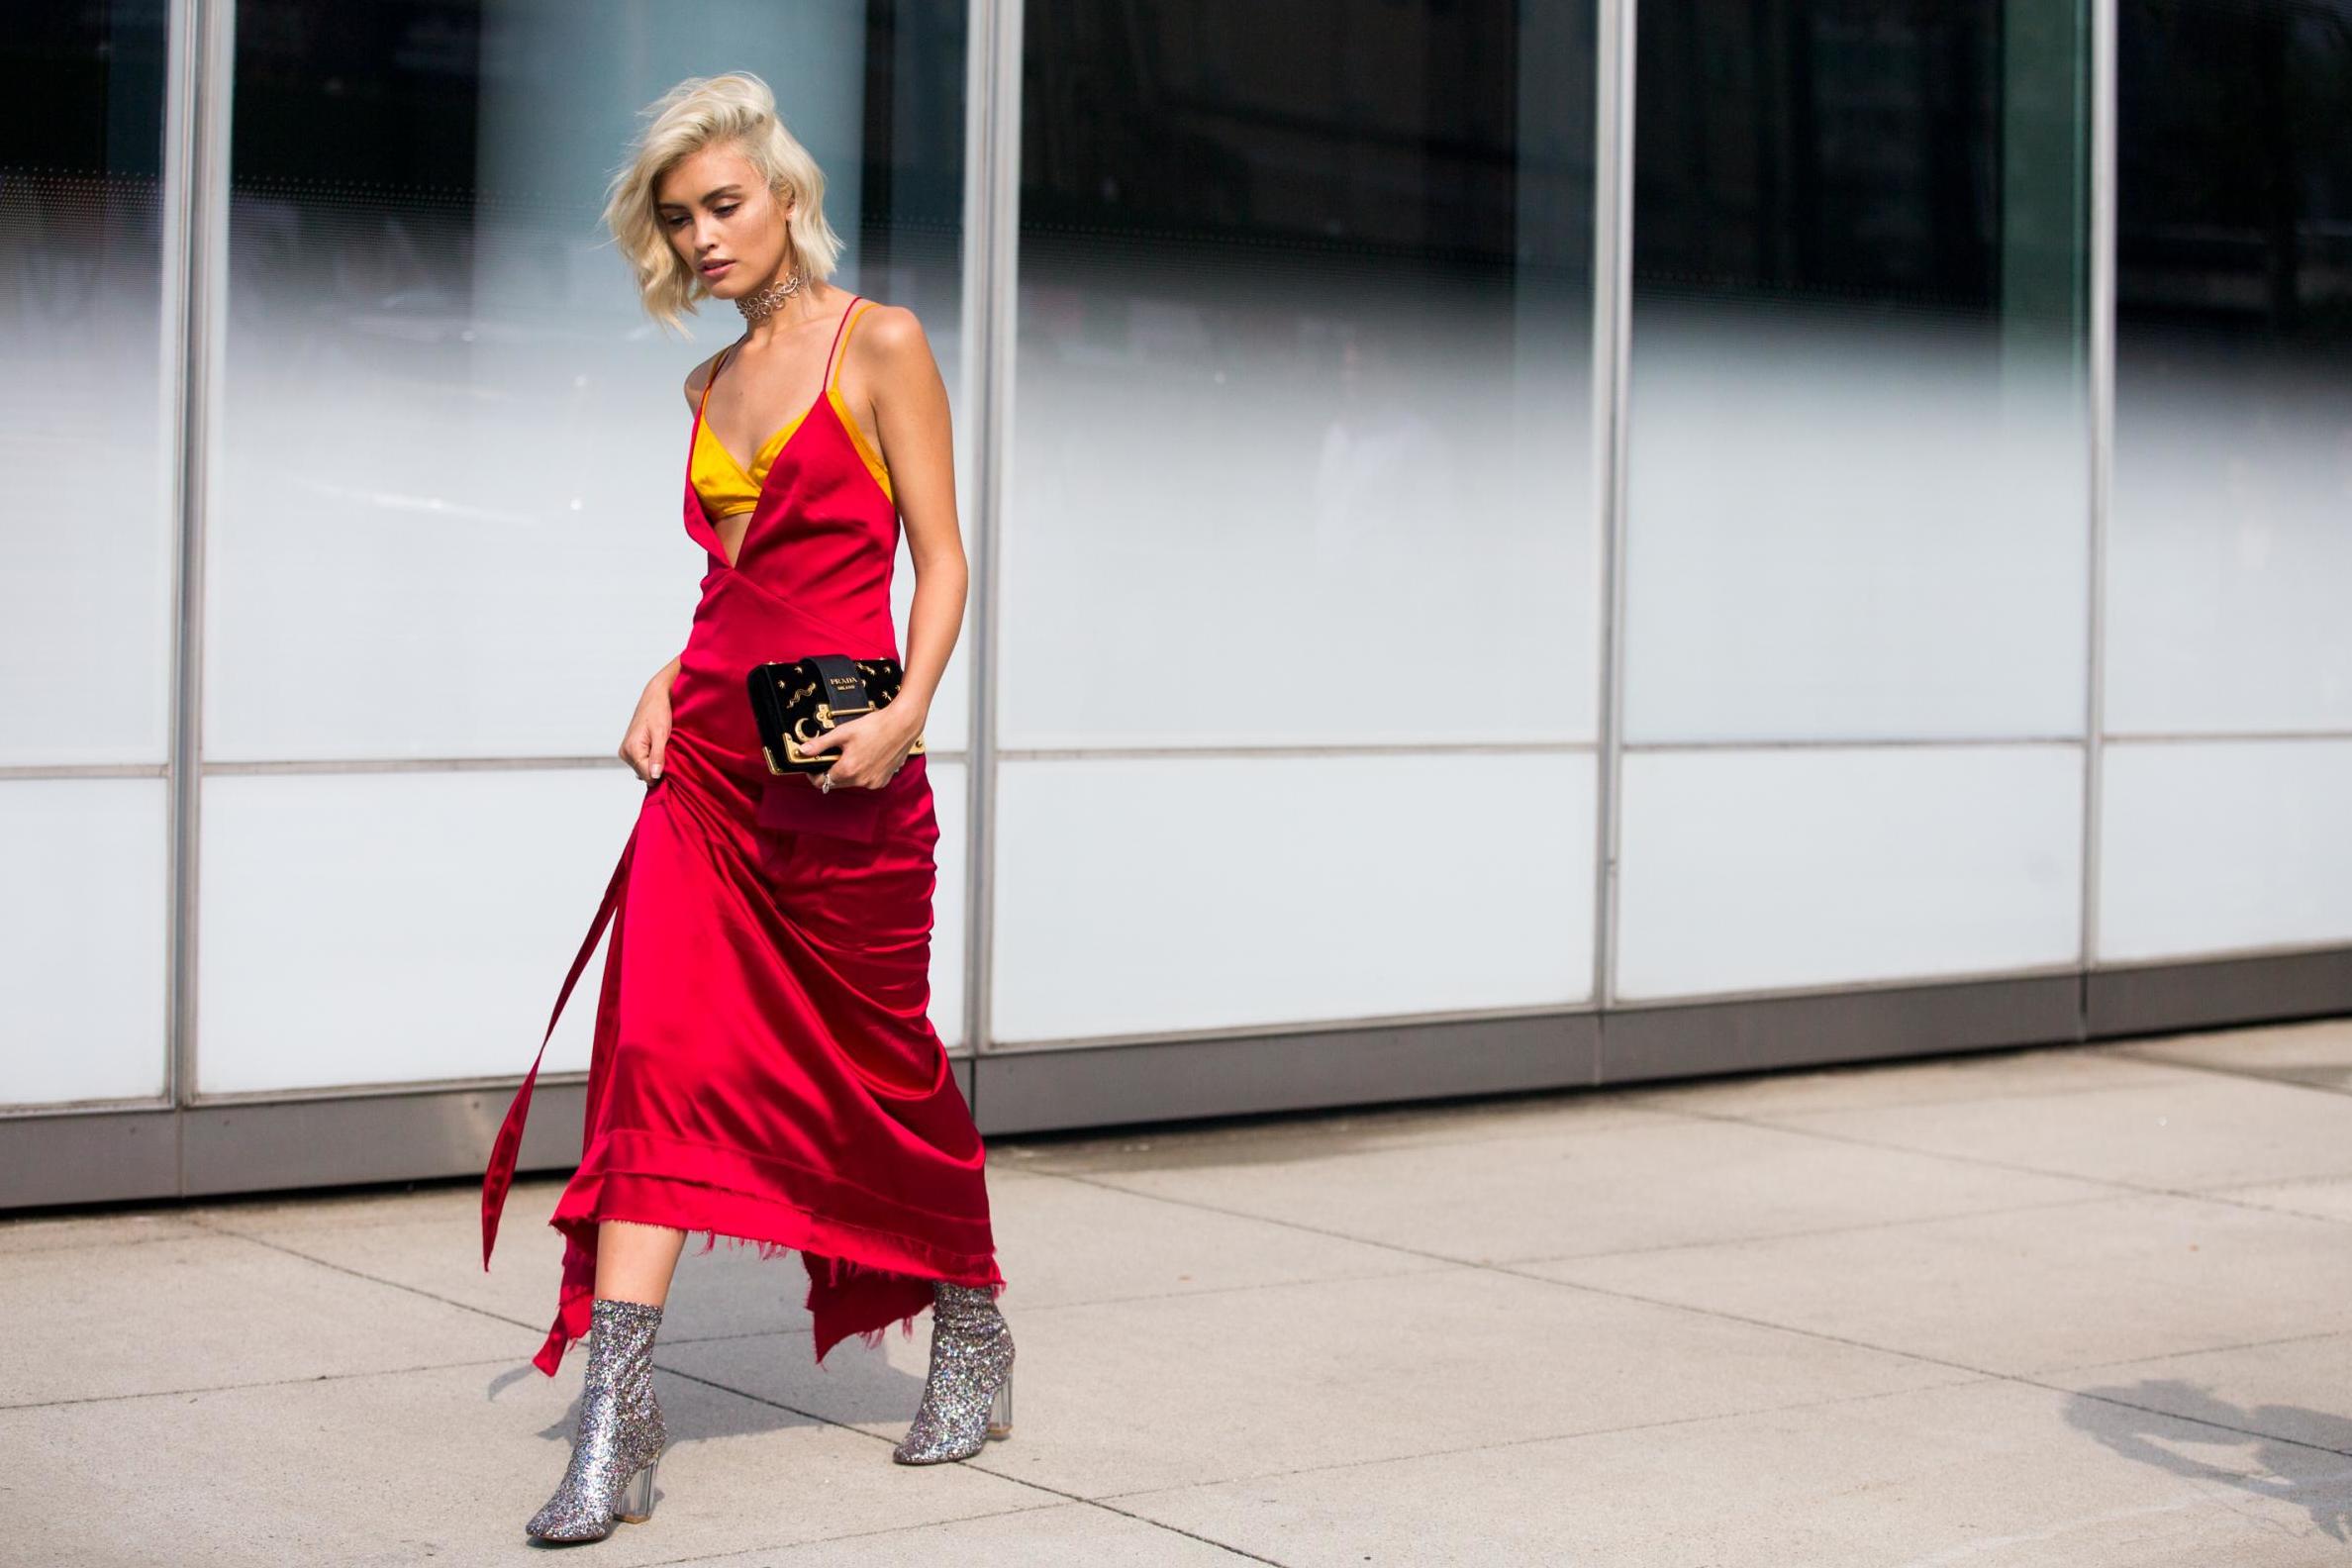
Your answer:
[583,1297,665,1430]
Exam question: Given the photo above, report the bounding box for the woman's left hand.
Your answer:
[794,705,923,790]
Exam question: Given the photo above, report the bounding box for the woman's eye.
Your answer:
[716,204,738,218]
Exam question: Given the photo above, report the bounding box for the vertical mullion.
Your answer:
[2083,0,2116,978]
[167,0,234,1151]
[961,0,1025,1065]
[1591,0,1637,1016]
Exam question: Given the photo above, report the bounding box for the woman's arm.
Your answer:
[860,304,969,731]
[760,304,966,790]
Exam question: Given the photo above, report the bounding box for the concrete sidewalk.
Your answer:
[7,1021,2352,1566]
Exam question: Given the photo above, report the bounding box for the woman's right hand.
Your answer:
[621,668,676,784]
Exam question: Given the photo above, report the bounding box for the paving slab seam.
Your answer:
[626,1504,1100,1567]
[186,1214,555,1336]
[169,1214,1455,1364]
[649,1361,1291,1566]
[0,1228,221,1257]
[1984,1384,2352,1463]
[1044,1167,2124,1285]
[2195,1188,2352,1229]
[1884,1465,2352,1568]
[1037,1171,2352,1464]
[2208,1168,2352,1195]
[649,1263,1462,1357]
[996,1086,1666,1158]
[1618,1100,2352,1227]
[1087,1372,2001,1506]
[1064,1052,2182,1158]
[1613,1057,2217,1119]
[2108,1048,2352,1101]
[2055,1325,2352,1377]
[1501,1192,2124,1268]
[169,1213,914,1394]
[1037,1171,1474,1266]
[643,1502,1283,1567]
[1000,1111,1693,1175]
[184,1196,1451,1348]
[1492,1261,2352,1466]
[0,1352,526,1413]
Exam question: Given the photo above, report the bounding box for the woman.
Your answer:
[477,71,1013,1545]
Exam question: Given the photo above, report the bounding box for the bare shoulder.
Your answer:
[680,345,730,415]
[848,301,934,373]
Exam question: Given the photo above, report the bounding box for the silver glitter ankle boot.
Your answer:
[526,1297,668,1542]
[891,1280,1015,1465]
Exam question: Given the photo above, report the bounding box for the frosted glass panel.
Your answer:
[206,0,972,761]
[1003,0,1599,749]
[992,752,1596,1043]
[1624,0,2090,743]
[2099,740,2352,963]
[199,762,969,1093]
[0,779,170,1107]
[2109,0,2352,734]
[1616,746,2083,1001]
[198,768,646,1095]
[0,5,175,766]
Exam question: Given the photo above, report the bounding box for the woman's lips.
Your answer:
[701,259,734,279]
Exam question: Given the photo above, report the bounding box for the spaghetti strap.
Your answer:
[698,292,856,424]
[829,301,877,392]
[821,294,864,389]
[696,343,735,421]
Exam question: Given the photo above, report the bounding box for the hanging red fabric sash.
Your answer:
[480,828,637,1270]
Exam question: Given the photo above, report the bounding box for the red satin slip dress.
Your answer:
[479,292,1004,1376]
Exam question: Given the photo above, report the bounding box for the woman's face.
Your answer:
[654,140,793,298]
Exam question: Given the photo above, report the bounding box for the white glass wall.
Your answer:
[993,754,1598,1042]
[993,0,1603,1043]
[2106,0,2352,962]
[6,0,2351,1163]
[1616,0,2093,1003]
[0,4,176,1109]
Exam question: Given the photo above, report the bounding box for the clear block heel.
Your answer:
[613,1455,658,1524]
[986,1369,1013,1439]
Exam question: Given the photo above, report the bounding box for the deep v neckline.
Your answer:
[696,362,825,491]
[689,295,866,569]
[691,391,838,570]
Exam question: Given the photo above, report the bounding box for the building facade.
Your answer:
[5,0,2348,1207]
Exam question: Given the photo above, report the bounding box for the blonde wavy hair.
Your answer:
[602,71,845,335]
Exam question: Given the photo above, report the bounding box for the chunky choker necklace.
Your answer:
[734,268,806,325]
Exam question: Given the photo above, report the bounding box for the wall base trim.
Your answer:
[970,1012,1600,1136]
[0,1108,179,1209]
[2088,946,2352,1040]
[1596,973,2086,1087]
[2,956,2345,1211]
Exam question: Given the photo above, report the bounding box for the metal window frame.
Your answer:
[1592,0,1637,1011]
[2083,0,2118,973]
[166,0,234,1120]
[961,0,1024,1059]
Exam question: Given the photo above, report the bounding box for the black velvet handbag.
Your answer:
[745,653,927,775]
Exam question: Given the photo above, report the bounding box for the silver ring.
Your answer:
[817,772,833,793]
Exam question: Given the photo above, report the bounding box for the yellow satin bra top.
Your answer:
[690,298,893,518]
